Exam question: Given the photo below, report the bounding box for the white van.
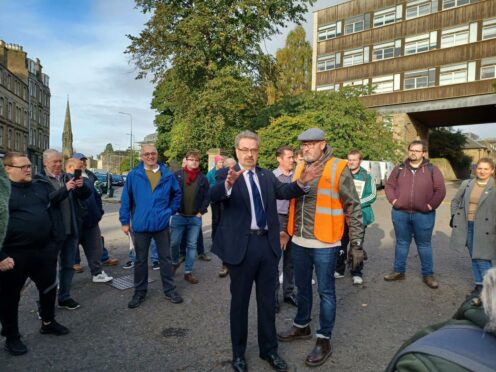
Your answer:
[378,161,395,188]
[360,160,382,189]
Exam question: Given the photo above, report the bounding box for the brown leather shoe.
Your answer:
[102,258,119,266]
[73,264,84,273]
[218,265,229,278]
[305,338,332,367]
[423,276,439,289]
[278,325,311,342]
[184,273,199,284]
[384,272,405,281]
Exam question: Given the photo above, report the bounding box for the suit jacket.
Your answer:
[210,165,305,265]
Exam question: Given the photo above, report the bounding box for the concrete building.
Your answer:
[312,0,496,143]
[0,40,50,172]
[97,150,127,174]
[462,133,495,162]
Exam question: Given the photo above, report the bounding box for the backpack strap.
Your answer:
[386,324,496,372]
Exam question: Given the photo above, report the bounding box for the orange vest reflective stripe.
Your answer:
[287,157,347,244]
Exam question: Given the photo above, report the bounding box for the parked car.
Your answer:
[94,172,109,194]
[361,160,382,189]
[111,174,124,186]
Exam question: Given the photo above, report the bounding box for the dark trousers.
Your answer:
[275,215,294,300]
[211,202,222,241]
[79,225,104,276]
[0,247,58,338]
[227,234,278,358]
[134,228,175,296]
[336,223,366,276]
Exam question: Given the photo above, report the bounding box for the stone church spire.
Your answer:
[62,96,73,162]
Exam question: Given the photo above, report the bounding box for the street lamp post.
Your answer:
[118,112,133,169]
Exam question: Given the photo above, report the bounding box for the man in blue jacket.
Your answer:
[120,145,183,308]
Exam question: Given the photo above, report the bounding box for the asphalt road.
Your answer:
[0,182,476,371]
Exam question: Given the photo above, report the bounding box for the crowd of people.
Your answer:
[0,128,495,371]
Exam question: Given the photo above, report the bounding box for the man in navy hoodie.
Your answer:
[120,145,183,308]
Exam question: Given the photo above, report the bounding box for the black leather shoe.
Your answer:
[128,294,145,309]
[261,353,288,372]
[232,356,247,372]
[283,293,298,307]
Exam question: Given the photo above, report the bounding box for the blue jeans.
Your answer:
[129,238,159,264]
[170,215,202,273]
[467,221,492,285]
[392,209,435,276]
[292,243,337,339]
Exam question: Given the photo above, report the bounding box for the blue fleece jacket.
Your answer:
[119,162,182,233]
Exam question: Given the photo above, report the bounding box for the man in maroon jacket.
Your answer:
[384,140,446,289]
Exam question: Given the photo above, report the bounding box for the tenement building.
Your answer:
[312,0,496,142]
[0,40,50,172]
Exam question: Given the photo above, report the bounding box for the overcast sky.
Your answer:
[0,0,493,157]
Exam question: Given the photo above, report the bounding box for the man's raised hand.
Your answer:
[299,160,324,186]
[225,167,245,190]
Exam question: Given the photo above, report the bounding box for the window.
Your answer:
[443,0,469,9]
[372,75,394,94]
[441,25,469,48]
[0,97,3,117]
[482,18,496,40]
[317,55,336,72]
[440,63,468,85]
[7,102,12,121]
[405,34,430,55]
[406,1,432,19]
[316,84,336,92]
[345,16,364,35]
[0,126,3,146]
[374,7,396,27]
[373,42,395,61]
[343,48,364,67]
[403,69,435,90]
[318,24,336,41]
[7,129,12,148]
[481,58,496,80]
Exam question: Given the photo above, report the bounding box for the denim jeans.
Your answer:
[467,221,492,285]
[170,215,202,273]
[292,243,337,339]
[392,209,435,276]
[128,237,159,264]
[58,234,79,301]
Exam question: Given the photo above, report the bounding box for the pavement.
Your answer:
[0,181,477,371]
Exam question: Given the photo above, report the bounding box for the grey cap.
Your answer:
[297,128,326,141]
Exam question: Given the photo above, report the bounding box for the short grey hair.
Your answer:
[235,130,260,148]
[482,268,496,334]
[43,149,62,160]
[140,144,157,155]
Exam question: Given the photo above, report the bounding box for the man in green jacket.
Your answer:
[335,149,376,285]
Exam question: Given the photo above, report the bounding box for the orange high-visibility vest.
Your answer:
[287,157,347,244]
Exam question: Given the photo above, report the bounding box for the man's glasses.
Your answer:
[408,149,424,153]
[186,158,199,162]
[237,148,259,155]
[142,152,157,157]
[7,164,32,171]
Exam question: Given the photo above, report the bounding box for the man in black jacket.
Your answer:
[39,149,91,310]
[0,152,69,356]
[170,150,209,285]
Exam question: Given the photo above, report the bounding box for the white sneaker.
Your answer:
[352,276,363,286]
[92,271,113,283]
[334,272,345,279]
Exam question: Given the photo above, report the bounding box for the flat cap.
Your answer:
[297,128,326,141]
[72,152,87,160]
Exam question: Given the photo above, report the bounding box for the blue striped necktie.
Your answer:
[248,170,266,229]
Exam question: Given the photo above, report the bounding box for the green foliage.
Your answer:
[257,90,402,169]
[104,143,114,153]
[119,151,140,173]
[429,128,472,172]
[270,25,312,102]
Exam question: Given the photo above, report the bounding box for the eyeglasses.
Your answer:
[186,158,199,162]
[300,141,322,149]
[408,149,424,153]
[7,164,32,171]
[142,152,157,157]
[237,148,259,155]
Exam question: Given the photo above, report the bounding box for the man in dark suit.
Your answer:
[210,130,322,372]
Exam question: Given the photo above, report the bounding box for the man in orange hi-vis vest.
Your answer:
[278,128,364,367]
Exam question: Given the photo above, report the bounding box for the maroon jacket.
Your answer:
[385,159,446,213]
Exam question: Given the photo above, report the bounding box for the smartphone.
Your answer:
[74,169,82,180]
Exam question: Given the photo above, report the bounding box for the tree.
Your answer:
[269,25,312,102]
[104,143,114,153]
[127,0,315,162]
[429,128,472,174]
[257,90,402,169]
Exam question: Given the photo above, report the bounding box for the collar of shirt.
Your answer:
[144,165,160,173]
[273,167,293,178]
